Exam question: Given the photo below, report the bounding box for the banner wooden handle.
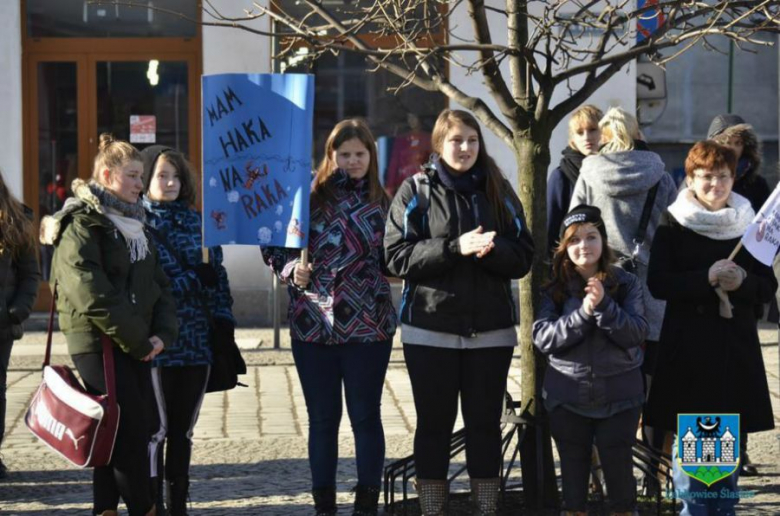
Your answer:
[301,249,309,267]
[727,241,742,261]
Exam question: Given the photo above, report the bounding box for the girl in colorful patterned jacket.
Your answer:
[262,119,397,516]
[141,146,236,516]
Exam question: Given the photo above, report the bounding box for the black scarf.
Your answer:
[558,146,586,185]
[434,159,486,194]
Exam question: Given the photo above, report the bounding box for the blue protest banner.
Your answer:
[202,73,314,248]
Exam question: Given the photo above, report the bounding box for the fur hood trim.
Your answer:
[712,123,762,178]
[39,179,106,245]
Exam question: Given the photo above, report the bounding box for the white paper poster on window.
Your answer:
[129,115,156,143]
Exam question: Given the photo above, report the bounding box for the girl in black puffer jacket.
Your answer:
[384,109,534,515]
[0,171,40,479]
[533,205,648,515]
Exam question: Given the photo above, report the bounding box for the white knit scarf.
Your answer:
[667,188,754,240]
[105,208,150,263]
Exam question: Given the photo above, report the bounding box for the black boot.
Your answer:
[353,485,380,515]
[166,476,189,516]
[740,433,759,476]
[313,487,338,515]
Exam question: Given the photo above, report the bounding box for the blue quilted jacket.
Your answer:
[262,170,397,344]
[144,199,235,367]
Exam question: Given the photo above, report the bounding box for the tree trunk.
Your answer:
[514,133,559,509]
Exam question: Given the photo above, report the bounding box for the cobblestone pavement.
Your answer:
[1,326,778,515]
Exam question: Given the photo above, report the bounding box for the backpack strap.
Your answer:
[412,171,430,214]
[631,181,660,255]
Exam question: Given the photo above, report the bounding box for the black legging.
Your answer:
[403,344,513,480]
[549,405,641,513]
[73,350,157,516]
[149,365,209,480]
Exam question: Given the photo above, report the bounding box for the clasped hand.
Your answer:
[582,277,605,315]
[708,259,746,292]
[457,226,496,258]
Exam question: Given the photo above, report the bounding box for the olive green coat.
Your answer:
[41,180,178,359]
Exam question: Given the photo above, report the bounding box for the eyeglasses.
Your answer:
[693,173,733,184]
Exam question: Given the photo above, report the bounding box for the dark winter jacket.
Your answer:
[144,198,235,367]
[263,170,397,344]
[41,180,179,359]
[710,121,770,213]
[0,211,40,341]
[644,212,776,434]
[533,267,648,407]
[384,162,535,337]
[547,147,588,254]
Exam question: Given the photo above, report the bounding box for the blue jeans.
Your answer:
[292,340,392,489]
[672,439,740,515]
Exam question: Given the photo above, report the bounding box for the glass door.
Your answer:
[26,53,199,309]
[26,55,90,309]
[88,55,197,159]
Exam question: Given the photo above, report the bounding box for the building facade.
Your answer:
[0,1,640,323]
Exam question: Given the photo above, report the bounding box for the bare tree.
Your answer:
[104,0,780,505]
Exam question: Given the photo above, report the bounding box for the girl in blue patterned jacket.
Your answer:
[262,119,397,516]
[141,146,236,516]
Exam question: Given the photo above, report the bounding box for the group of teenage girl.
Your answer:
[263,105,773,516]
[7,101,770,516]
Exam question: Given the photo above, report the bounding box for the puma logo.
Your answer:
[65,428,86,450]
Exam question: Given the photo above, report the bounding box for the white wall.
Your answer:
[447,1,635,185]
[202,1,274,320]
[0,3,23,198]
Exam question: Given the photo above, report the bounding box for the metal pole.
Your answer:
[727,40,734,113]
[272,274,280,349]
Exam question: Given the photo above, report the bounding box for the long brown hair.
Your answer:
[0,171,35,257]
[312,119,388,208]
[431,109,516,231]
[546,221,617,307]
[143,150,199,207]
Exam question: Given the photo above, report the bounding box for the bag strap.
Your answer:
[46,283,117,410]
[43,282,57,367]
[634,181,661,248]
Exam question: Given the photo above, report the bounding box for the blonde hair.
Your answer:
[92,133,142,183]
[599,107,641,153]
[568,105,603,147]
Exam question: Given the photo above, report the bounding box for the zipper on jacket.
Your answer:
[588,332,595,404]
[407,283,419,324]
[471,194,480,226]
[503,282,517,325]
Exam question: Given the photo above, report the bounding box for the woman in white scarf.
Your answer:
[644,141,775,515]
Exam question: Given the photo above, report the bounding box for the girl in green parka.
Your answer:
[41,134,178,516]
